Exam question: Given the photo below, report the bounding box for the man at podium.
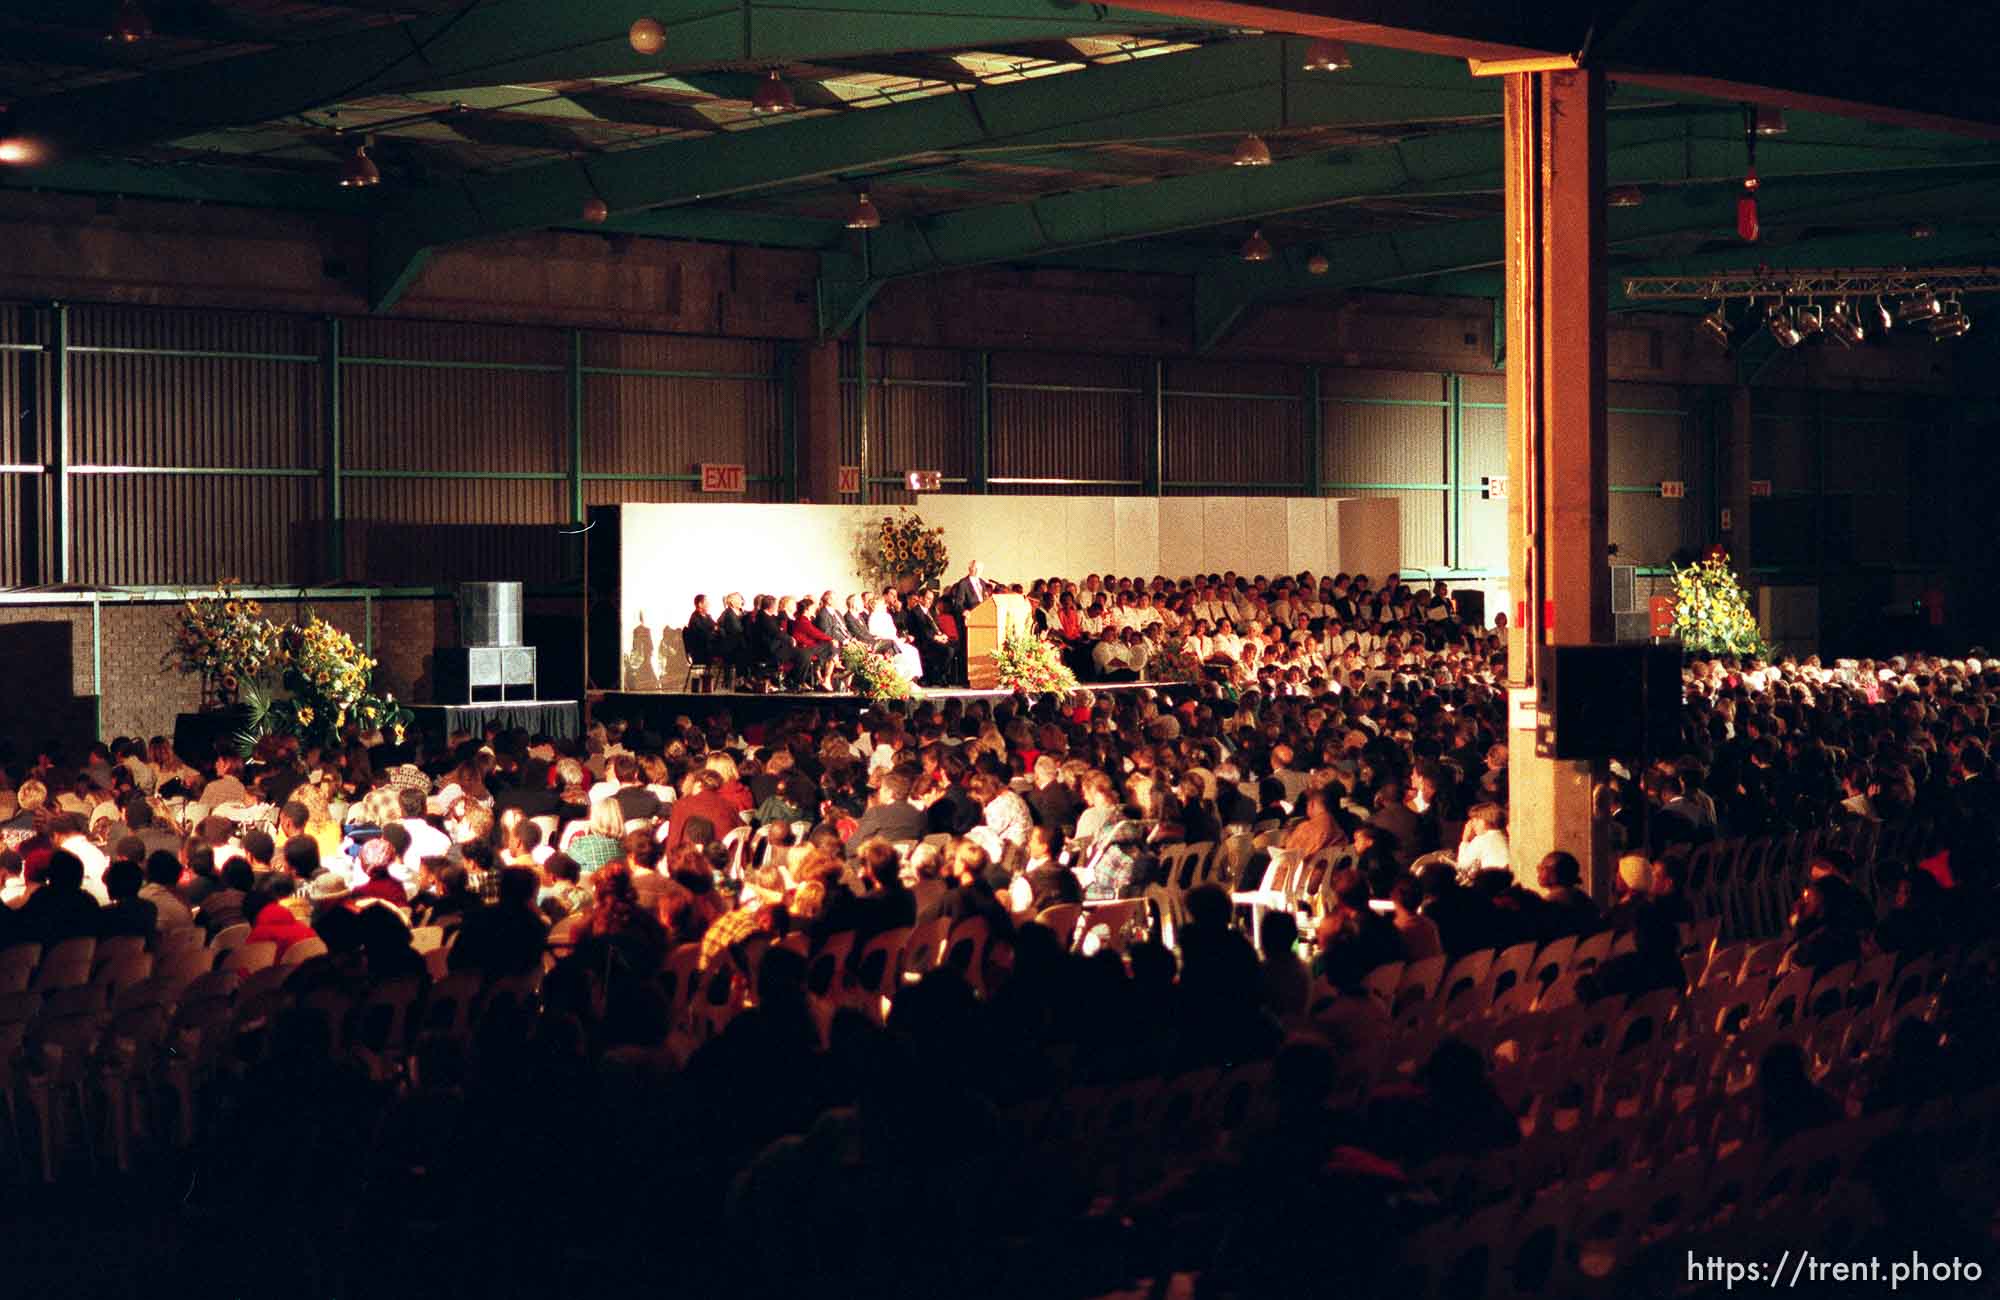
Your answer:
[943,559,991,687]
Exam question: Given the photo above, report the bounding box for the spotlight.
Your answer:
[751,71,797,114]
[1930,297,1971,339]
[1872,295,1895,333]
[1606,185,1644,209]
[1752,105,1787,136]
[1794,302,1823,337]
[1896,283,1942,323]
[1766,301,1805,348]
[1301,38,1352,71]
[106,0,152,44]
[0,136,41,167]
[1698,301,1732,349]
[1240,228,1274,263]
[627,17,666,55]
[581,197,609,224]
[1231,133,1273,167]
[337,142,380,188]
[844,191,881,231]
[1825,300,1865,347]
[1306,252,1330,276]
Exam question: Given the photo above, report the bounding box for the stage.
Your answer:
[408,699,581,741]
[589,680,1193,730]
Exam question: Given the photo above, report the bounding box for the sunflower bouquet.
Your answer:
[1669,553,1769,659]
[166,582,287,707]
[869,509,949,591]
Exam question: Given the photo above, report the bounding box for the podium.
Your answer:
[965,592,1033,689]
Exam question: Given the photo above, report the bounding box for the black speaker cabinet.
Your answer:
[1453,588,1487,628]
[1538,644,1680,760]
[434,645,537,704]
[457,581,523,647]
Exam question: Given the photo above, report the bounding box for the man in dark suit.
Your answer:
[749,594,800,687]
[848,771,930,848]
[815,589,853,646]
[905,590,958,685]
[683,594,718,668]
[946,559,990,621]
[714,593,748,683]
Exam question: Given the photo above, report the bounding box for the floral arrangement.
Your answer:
[166,582,289,706]
[1669,553,1769,659]
[841,640,916,701]
[993,626,1080,697]
[867,508,949,591]
[1148,636,1207,684]
[234,615,413,752]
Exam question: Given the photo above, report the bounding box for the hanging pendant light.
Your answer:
[1240,228,1274,263]
[337,141,381,189]
[581,197,609,224]
[751,71,797,114]
[844,191,881,230]
[1301,38,1352,71]
[627,17,666,55]
[106,0,152,44]
[1231,133,1273,167]
[1751,105,1788,136]
[1306,252,1330,276]
[1607,185,1644,209]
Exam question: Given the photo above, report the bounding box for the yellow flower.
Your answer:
[246,600,262,616]
[296,707,315,726]
[392,724,405,745]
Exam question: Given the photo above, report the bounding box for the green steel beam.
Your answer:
[53,304,71,587]
[324,317,344,581]
[1191,171,2000,349]
[0,158,375,213]
[589,208,842,248]
[8,0,1206,161]
[370,37,1499,309]
[568,329,585,525]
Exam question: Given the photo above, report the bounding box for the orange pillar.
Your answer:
[1504,68,1613,895]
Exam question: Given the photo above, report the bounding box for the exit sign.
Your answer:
[1749,479,1773,497]
[699,462,746,493]
[838,465,860,495]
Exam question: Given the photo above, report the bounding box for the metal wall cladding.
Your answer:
[0,312,32,585]
[1459,493,1507,571]
[1752,391,1817,493]
[878,347,972,483]
[1607,382,1691,486]
[342,362,566,475]
[1162,359,1305,492]
[342,478,569,584]
[1348,486,1448,571]
[1609,494,1695,568]
[989,350,1145,490]
[583,332,781,487]
[70,472,319,585]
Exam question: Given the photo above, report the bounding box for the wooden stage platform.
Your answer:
[588,680,1190,729]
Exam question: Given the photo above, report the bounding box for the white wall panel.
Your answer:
[1240,498,1290,577]
[1157,497,1206,580]
[1200,497,1248,574]
[1113,496,1160,576]
[1286,498,1331,575]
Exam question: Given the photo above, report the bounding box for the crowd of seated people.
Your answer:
[3,639,1999,1296]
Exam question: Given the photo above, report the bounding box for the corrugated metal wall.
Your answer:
[0,308,40,586]
[582,333,784,506]
[989,351,1146,495]
[1325,369,1451,571]
[1162,359,1305,494]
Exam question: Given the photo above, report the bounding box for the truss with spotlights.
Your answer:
[1622,267,2000,300]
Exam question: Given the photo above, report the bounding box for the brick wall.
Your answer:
[0,594,466,757]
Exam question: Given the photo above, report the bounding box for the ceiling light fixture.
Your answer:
[1240,228,1274,263]
[845,191,881,231]
[1930,296,1971,338]
[1301,38,1352,72]
[1909,222,1936,239]
[1607,185,1644,209]
[1306,252,1330,276]
[0,137,40,167]
[1231,133,1273,167]
[1767,301,1805,348]
[106,0,152,44]
[1752,105,1788,136]
[751,70,797,114]
[1897,283,1943,323]
[627,17,666,55]
[337,141,380,189]
[581,197,609,224]
[1794,301,1824,337]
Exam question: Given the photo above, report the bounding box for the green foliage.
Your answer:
[1669,555,1769,659]
[993,626,1080,697]
[841,640,917,701]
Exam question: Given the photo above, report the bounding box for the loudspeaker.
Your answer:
[457,581,523,647]
[1453,588,1486,628]
[1538,644,1680,759]
[434,645,537,704]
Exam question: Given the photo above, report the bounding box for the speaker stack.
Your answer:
[434,581,537,704]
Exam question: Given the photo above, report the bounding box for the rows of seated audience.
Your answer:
[675,567,1498,691]
[1,640,1998,1297]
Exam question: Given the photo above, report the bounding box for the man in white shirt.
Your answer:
[395,786,451,872]
[1456,803,1512,875]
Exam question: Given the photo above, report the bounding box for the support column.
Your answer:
[1504,68,1612,896]
[1723,385,1753,569]
[796,341,843,503]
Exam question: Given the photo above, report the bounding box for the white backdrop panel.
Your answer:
[1334,497,1403,579]
[1287,498,1331,574]
[1156,497,1205,579]
[1240,498,1290,577]
[1113,497,1160,576]
[1200,498,1247,574]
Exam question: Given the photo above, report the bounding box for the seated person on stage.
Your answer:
[905,589,958,685]
[790,595,840,690]
[683,594,718,672]
[714,592,748,681]
[866,594,925,682]
[748,594,801,688]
